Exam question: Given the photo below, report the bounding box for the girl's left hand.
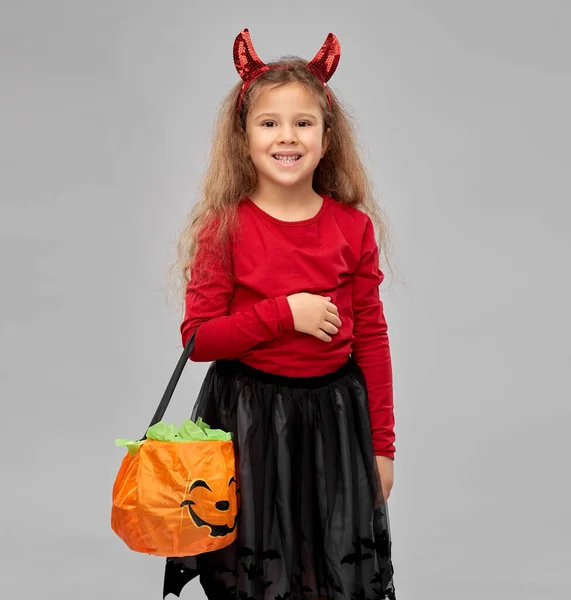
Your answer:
[375,455,394,502]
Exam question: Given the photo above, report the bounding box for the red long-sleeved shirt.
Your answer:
[181,193,395,459]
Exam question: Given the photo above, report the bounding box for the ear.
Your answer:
[321,127,332,157]
[243,128,251,158]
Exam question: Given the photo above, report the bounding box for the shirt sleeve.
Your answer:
[351,215,396,460]
[181,218,296,361]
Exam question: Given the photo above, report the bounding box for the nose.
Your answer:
[278,124,298,144]
[216,500,230,511]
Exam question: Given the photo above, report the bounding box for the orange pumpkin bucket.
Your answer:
[111,330,239,557]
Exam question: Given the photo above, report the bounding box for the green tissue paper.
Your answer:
[115,417,232,455]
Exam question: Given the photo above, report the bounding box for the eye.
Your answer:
[260,120,312,127]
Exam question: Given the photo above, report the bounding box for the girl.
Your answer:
[164,29,397,600]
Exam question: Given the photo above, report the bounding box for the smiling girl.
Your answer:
[164,29,397,600]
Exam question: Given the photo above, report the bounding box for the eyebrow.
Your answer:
[254,112,319,120]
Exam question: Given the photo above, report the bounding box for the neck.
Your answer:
[249,180,322,210]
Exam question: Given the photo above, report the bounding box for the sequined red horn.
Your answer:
[305,33,340,110]
[234,28,270,113]
[306,33,340,83]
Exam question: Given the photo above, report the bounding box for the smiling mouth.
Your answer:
[180,499,238,537]
[272,154,302,163]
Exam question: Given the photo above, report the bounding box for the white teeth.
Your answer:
[274,155,300,163]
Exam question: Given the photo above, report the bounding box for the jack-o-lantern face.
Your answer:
[180,476,239,537]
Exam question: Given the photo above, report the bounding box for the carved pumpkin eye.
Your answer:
[189,479,211,493]
[229,476,241,494]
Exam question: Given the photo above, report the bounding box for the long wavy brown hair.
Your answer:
[167,56,394,315]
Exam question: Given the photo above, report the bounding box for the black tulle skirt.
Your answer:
[163,357,396,600]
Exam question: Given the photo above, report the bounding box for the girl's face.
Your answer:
[245,82,330,193]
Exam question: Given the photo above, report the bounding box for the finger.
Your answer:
[324,312,342,327]
[314,329,332,342]
[321,322,339,334]
[320,321,339,335]
[326,301,339,316]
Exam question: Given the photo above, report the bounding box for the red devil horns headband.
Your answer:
[233,28,341,114]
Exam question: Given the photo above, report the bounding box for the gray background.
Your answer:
[1,0,569,598]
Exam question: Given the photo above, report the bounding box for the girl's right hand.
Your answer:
[286,293,342,342]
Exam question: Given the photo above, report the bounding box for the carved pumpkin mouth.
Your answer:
[180,477,239,537]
